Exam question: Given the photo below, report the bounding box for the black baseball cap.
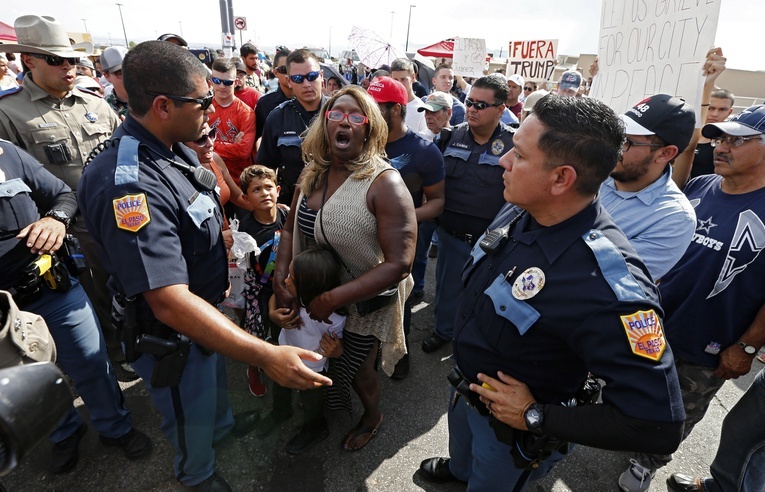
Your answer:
[621,94,696,153]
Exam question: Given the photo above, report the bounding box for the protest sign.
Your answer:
[452,37,487,77]
[590,0,721,115]
[506,39,558,81]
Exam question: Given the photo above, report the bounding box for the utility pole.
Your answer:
[405,5,416,52]
[116,3,128,47]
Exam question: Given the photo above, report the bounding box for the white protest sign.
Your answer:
[452,37,487,77]
[590,0,721,115]
[506,39,558,81]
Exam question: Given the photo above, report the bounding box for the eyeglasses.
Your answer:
[465,98,503,110]
[274,65,288,74]
[710,135,763,148]
[145,90,214,110]
[193,130,216,146]
[289,71,320,84]
[523,87,534,92]
[30,53,79,67]
[325,110,368,126]
[110,70,123,79]
[622,138,664,152]
[211,76,235,86]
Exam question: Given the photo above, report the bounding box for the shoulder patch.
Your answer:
[0,86,23,100]
[621,309,666,361]
[582,229,646,302]
[115,136,140,184]
[113,193,151,232]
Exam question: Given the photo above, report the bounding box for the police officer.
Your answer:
[77,41,330,491]
[419,95,685,490]
[256,48,327,205]
[0,139,152,473]
[0,15,129,378]
[422,74,515,353]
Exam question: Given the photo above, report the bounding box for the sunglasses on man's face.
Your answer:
[274,65,288,74]
[465,98,502,110]
[289,71,320,84]
[524,87,533,92]
[211,76,235,86]
[145,90,214,111]
[30,53,79,67]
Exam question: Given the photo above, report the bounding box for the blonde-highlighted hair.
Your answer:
[300,85,389,196]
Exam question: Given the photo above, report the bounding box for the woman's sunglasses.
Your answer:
[194,131,216,146]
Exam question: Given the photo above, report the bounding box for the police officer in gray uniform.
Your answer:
[423,74,515,353]
[0,15,129,377]
[78,40,331,492]
[419,94,685,491]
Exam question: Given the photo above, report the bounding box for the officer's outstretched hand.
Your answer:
[260,344,333,390]
[471,371,536,430]
[17,217,66,254]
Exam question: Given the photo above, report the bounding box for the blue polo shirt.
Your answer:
[599,167,696,280]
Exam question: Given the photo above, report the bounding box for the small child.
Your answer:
[259,246,346,455]
[238,165,287,397]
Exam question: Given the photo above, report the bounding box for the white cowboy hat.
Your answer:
[0,15,92,58]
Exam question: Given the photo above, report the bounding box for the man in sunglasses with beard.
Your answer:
[422,74,515,354]
[256,48,327,205]
[0,15,134,381]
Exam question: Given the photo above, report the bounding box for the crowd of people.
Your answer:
[1,12,764,492]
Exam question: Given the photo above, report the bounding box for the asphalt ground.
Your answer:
[3,258,760,492]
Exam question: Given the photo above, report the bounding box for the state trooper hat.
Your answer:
[1,15,92,58]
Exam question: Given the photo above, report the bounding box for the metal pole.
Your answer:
[405,5,416,52]
[328,27,332,59]
[389,11,394,40]
[115,3,128,47]
[179,21,183,38]
[82,19,88,32]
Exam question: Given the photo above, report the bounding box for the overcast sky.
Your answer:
[5,0,762,71]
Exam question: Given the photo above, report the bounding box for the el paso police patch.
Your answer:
[620,309,666,361]
[113,193,151,232]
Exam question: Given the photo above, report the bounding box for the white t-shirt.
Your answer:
[406,97,430,137]
[279,309,345,372]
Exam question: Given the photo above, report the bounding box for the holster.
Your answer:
[136,333,191,388]
[447,366,489,416]
[510,430,570,471]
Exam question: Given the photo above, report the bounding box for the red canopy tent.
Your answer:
[0,21,17,42]
[417,38,491,61]
[417,39,455,58]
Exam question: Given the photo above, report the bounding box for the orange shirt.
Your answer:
[210,97,255,186]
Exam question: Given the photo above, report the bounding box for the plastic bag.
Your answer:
[221,218,260,309]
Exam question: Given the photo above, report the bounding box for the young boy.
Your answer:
[238,165,288,397]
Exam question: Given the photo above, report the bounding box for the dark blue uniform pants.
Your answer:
[26,280,132,443]
[131,346,234,486]
[447,387,565,491]
[434,226,473,341]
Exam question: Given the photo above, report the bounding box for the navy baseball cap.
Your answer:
[621,94,695,153]
[702,104,765,138]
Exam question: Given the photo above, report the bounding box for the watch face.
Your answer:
[526,409,541,427]
[745,346,757,355]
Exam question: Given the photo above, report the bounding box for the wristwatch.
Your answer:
[524,402,545,434]
[737,340,758,355]
[44,209,71,228]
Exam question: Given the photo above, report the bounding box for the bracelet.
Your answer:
[701,103,710,107]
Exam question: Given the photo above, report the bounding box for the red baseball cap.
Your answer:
[367,76,407,106]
